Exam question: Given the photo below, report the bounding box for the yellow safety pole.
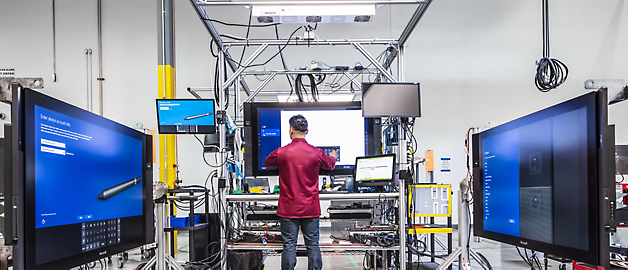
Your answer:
[158,0,177,254]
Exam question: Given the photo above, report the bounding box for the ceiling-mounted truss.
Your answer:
[188,0,432,107]
[196,0,427,5]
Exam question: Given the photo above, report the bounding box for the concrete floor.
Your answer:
[111,229,574,270]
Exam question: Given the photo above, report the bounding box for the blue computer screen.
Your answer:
[34,106,143,229]
[479,105,591,250]
[482,129,521,237]
[157,99,215,134]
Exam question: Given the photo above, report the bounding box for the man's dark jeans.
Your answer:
[280,217,322,270]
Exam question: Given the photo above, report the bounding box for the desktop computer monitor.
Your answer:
[156,99,216,134]
[361,82,421,118]
[354,154,396,187]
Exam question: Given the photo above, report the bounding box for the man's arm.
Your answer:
[319,149,337,170]
[264,149,280,168]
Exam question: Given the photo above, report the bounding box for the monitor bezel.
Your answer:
[156,98,216,134]
[353,153,397,187]
[22,88,152,269]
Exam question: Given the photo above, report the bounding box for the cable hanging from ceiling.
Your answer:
[535,0,568,92]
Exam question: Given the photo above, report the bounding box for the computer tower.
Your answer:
[190,213,220,262]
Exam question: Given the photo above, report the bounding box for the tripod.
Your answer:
[141,194,184,270]
[436,186,491,270]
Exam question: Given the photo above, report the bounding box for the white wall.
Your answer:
[1,0,627,222]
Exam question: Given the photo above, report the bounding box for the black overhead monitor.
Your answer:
[9,85,153,269]
[361,82,421,118]
[243,101,381,176]
[156,99,216,134]
[472,89,616,269]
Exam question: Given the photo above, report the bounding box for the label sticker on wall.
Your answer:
[0,68,15,78]
[441,157,450,173]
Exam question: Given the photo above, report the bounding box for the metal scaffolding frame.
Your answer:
[187,1,432,269]
[196,0,426,5]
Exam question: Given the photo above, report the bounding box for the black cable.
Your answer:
[220,26,302,70]
[246,26,302,69]
[193,134,228,168]
[223,59,229,110]
[516,246,535,269]
[535,57,568,92]
[209,39,218,58]
[213,53,219,101]
[617,171,625,183]
[237,8,253,67]
[275,25,293,89]
[294,74,319,102]
[466,200,472,257]
[535,0,568,92]
[476,252,493,270]
[205,18,281,28]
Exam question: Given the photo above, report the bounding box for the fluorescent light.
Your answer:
[252,5,375,23]
[276,94,356,102]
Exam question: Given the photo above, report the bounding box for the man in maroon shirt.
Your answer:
[265,115,338,270]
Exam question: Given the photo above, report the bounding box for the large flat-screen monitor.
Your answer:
[354,154,396,187]
[156,99,216,134]
[361,82,421,118]
[244,101,381,176]
[9,85,153,269]
[472,89,616,268]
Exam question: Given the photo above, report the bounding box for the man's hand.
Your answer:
[329,150,339,159]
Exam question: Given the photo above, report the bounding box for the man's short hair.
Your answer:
[289,115,308,132]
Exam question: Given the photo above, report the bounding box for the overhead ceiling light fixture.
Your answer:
[252,4,376,24]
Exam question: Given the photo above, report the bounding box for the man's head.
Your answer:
[289,115,308,139]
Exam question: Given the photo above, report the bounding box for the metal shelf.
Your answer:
[227,243,401,251]
[221,38,399,46]
[164,223,209,232]
[196,0,426,6]
[227,192,399,202]
[240,69,379,75]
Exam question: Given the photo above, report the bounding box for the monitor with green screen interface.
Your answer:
[354,154,396,187]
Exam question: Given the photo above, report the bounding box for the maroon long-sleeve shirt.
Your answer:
[264,138,336,218]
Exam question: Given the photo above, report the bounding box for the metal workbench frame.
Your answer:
[187,1,433,269]
[228,192,405,268]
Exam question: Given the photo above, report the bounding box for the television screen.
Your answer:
[156,99,216,134]
[244,102,380,176]
[14,88,153,269]
[472,90,615,268]
[361,82,421,118]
